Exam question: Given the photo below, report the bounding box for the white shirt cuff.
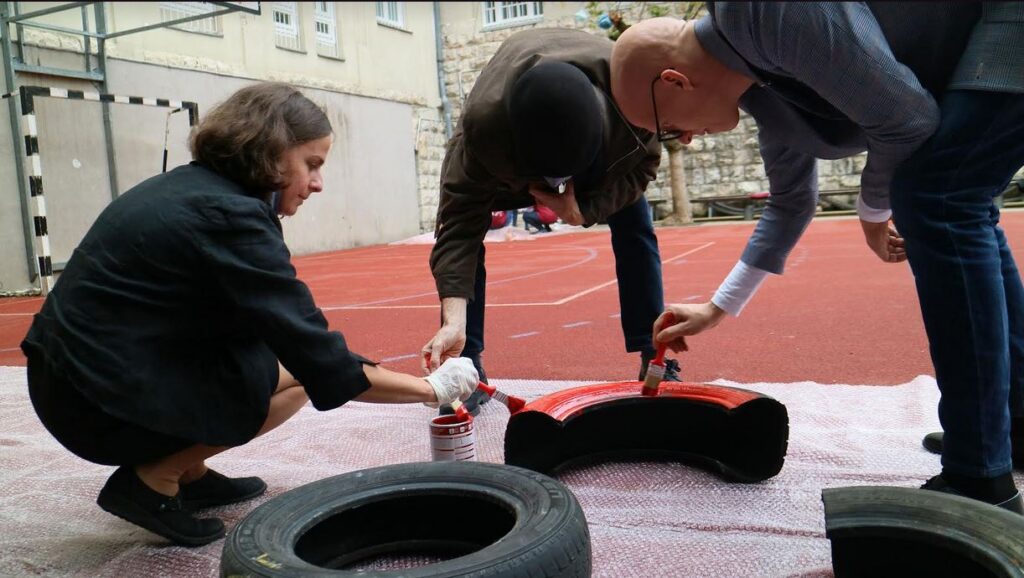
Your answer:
[711,261,770,317]
[856,194,892,223]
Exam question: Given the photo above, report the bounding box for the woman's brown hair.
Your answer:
[189,82,331,193]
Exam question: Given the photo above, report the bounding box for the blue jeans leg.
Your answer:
[463,244,487,379]
[607,196,665,354]
[890,90,1024,478]
[522,211,542,231]
[438,244,488,380]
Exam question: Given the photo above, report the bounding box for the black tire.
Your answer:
[220,461,590,577]
[822,486,1024,578]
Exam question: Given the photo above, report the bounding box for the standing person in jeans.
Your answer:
[523,203,557,233]
[21,82,479,547]
[610,3,1023,512]
[422,28,680,416]
[505,209,520,229]
[897,2,1024,500]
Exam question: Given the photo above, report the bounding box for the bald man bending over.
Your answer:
[611,4,1024,514]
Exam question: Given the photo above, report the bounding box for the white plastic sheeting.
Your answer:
[4,367,1020,577]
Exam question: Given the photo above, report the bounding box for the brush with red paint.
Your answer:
[451,399,473,422]
[476,381,527,414]
[641,312,675,396]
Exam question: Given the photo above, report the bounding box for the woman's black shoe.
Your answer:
[96,466,225,546]
[180,469,267,510]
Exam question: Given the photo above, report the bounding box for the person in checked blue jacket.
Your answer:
[611,3,1024,513]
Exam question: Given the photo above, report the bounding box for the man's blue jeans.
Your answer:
[891,90,1024,478]
[463,196,665,372]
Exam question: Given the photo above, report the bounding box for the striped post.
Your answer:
[15,85,198,295]
[20,86,52,294]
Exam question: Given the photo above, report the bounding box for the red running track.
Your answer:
[2,212,1022,385]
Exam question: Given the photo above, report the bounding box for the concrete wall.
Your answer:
[104,59,421,254]
[0,85,31,294]
[0,56,421,276]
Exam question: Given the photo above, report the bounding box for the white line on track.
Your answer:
[549,242,715,305]
[380,353,419,363]
[322,242,715,311]
[324,246,601,309]
[509,331,540,339]
[561,321,591,328]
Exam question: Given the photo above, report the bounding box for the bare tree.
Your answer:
[661,138,693,224]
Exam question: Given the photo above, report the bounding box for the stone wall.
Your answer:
[422,2,872,225]
[685,116,867,202]
[412,108,449,232]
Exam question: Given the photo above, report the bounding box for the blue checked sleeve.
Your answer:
[750,2,941,212]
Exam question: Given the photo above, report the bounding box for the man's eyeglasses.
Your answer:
[651,75,684,142]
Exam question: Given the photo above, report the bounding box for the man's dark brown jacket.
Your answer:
[430,28,662,300]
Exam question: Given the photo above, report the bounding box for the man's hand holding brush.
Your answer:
[654,302,728,353]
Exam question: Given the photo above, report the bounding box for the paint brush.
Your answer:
[451,399,473,422]
[476,381,527,414]
[641,312,675,396]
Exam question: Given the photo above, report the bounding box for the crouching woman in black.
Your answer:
[20,82,477,547]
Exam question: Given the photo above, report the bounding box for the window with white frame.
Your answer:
[376,2,406,29]
[482,2,543,29]
[314,2,339,58]
[273,2,303,51]
[159,1,222,36]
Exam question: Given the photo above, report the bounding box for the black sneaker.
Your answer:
[638,353,682,382]
[96,466,225,546]
[922,431,1024,469]
[180,469,267,511]
[920,473,1023,514]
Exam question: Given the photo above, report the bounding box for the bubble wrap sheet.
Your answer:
[4,367,1021,577]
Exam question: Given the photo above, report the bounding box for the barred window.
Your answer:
[314,2,339,58]
[273,2,303,51]
[376,2,405,29]
[482,2,543,30]
[158,1,222,36]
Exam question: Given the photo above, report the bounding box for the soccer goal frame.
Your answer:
[10,85,198,294]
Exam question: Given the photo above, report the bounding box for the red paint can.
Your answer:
[429,414,476,461]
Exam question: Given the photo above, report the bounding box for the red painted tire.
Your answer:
[504,381,789,482]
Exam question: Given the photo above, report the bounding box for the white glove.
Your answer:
[424,357,479,408]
